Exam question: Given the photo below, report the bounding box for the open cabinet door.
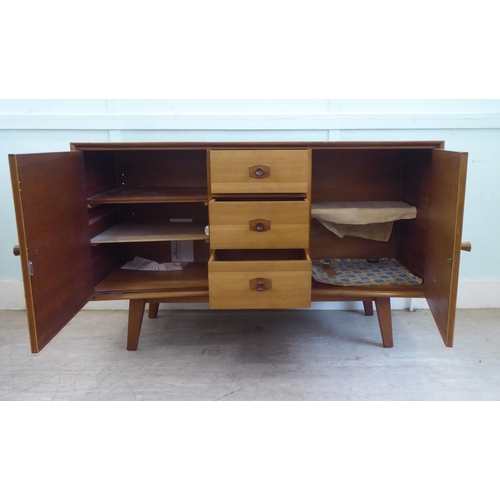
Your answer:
[424,149,468,347]
[9,152,94,353]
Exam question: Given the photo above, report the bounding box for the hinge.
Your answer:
[29,261,34,276]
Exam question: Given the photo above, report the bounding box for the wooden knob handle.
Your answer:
[249,219,271,232]
[13,245,20,256]
[461,241,472,252]
[249,277,272,291]
[249,165,270,179]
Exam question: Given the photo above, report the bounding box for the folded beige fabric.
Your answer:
[316,219,394,241]
[311,201,417,242]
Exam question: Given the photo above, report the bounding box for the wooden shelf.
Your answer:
[87,187,208,206]
[90,222,208,245]
[311,279,424,300]
[94,262,209,298]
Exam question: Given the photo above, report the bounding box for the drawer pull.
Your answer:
[249,278,272,292]
[249,219,271,232]
[249,165,270,179]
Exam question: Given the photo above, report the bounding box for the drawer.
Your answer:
[209,199,310,249]
[209,149,311,194]
[208,249,312,309]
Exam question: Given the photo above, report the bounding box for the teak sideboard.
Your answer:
[9,141,469,353]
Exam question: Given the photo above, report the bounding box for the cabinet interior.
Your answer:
[310,148,432,282]
[83,150,210,291]
[81,146,433,296]
[211,249,309,262]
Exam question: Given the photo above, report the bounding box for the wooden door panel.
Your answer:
[424,150,468,346]
[9,152,94,352]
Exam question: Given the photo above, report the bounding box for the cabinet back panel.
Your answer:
[115,150,208,189]
[213,249,307,262]
[120,203,208,224]
[310,219,398,260]
[311,149,402,202]
[121,241,210,264]
[83,151,117,198]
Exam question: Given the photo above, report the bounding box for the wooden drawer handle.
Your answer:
[13,245,20,256]
[249,219,271,232]
[461,241,472,252]
[249,278,272,292]
[249,165,270,179]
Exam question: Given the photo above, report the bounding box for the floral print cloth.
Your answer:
[312,258,423,286]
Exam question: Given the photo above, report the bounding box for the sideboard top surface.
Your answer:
[70,141,446,151]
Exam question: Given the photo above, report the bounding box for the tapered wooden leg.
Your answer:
[375,297,393,348]
[362,300,374,316]
[148,302,160,319]
[127,299,146,351]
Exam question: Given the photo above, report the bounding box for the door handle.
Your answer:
[461,241,472,252]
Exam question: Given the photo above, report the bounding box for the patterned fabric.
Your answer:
[312,258,423,286]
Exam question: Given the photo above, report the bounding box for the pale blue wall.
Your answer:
[1,99,499,286]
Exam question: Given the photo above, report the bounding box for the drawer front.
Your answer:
[208,254,312,309]
[210,149,311,194]
[209,200,310,249]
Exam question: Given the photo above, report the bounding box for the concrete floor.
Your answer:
[1,307,499,400]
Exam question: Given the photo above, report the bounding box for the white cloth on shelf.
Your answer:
[122,256,187,271]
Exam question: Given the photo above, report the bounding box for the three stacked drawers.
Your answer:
[208,149,312,309]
